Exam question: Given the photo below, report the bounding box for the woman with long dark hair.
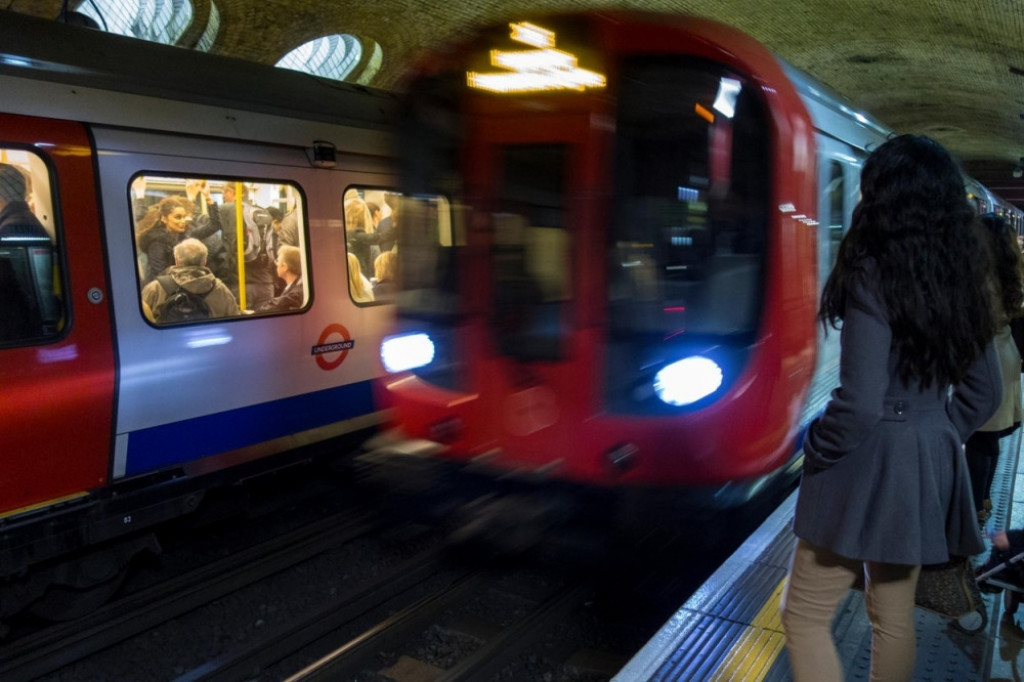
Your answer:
[136,192,221,285]
[780,135,1002,681]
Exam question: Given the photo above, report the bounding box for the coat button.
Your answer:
[894,401,906,415]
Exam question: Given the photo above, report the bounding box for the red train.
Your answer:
[367,12,997,521]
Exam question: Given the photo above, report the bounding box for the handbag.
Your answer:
[913,556,983,619]
[851,556,982,619]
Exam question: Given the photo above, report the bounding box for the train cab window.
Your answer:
[132,175,309,324]
[608,57,769,343]
[0,149,63,346]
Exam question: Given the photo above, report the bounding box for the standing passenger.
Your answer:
[0,163,49,242]
[140,238,239,322]
[345,197,380,279]
[218,183,275,308]
[780,135,1002,681]
[136,194,220,285]
[966,213,1024,525]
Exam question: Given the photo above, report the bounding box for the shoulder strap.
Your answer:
[156,275,178,294]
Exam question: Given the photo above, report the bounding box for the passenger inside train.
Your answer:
[255,245,304,312]
[141,238,240,323]
[0,153,62,343]
[371,250,398,302]
[343,188,404,305]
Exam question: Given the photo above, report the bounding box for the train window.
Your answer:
[608,56,769,342]
[132,175,309,324]
[343,187,452,308]
[826,161,845,269]
[0,149,64,346]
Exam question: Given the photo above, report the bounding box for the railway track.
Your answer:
[7,476,768,682]
[173,554,599,682]
[0,510,379,682]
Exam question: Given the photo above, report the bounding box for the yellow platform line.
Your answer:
[708,576,788,681]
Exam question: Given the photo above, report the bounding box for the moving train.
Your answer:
[0,12,412,627]
[364,11,1022,528]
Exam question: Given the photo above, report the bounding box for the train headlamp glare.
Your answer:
[654,356,723,406]
[381,333,435,373]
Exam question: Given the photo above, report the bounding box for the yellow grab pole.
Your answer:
[234,182,246,310]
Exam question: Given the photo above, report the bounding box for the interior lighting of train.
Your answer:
[466,22,606,94]
[653,356,724,406]
[381,332,436,373]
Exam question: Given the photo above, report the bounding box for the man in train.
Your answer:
[218,183,276,309]
[141,238,240,323]
[266,206,299,249]
[0,163,50,243]
[255,245,304,313]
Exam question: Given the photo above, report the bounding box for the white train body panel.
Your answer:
[89,127,395,478]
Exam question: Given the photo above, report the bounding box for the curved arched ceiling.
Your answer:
[12,0,1024,206]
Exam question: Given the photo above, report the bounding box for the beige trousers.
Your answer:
[780,538,922,682]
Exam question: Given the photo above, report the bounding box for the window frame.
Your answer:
[130,172,312,326]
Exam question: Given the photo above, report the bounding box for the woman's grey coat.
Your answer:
[794,269,1001,565]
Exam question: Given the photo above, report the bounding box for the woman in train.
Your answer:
[780,135,1002,681]
[347,252,375,303]
[344,196,380,281]
[371,250,398,301]
[135,188,221,285]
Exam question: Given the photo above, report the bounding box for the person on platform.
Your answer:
[965,212,1024,525]
[780,135,1002,681]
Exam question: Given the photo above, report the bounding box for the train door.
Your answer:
[0,114,115,515]
[464,111,609,475]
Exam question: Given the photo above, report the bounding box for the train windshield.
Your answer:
[608,56,769,343]
[395,71,466,321]
[491,144,570,361]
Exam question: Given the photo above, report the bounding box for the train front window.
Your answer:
[608,57,769,343]
[492,144,570,361]
[0,148,64,346]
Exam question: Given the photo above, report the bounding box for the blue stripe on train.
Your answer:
[125,381,375,475]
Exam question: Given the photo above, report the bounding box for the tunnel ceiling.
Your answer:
[10,0,1024,207]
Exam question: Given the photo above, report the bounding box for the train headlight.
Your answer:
[381,333,435,373]
[653,356,723,406]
